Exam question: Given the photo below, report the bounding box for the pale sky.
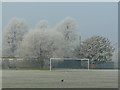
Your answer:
[2,2,118,44]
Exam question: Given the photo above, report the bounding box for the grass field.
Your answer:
[2,69,118,88]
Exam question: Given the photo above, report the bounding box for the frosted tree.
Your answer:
[56,17,78,58]
[74,36,114,64]
[0,31,1,58]
[19,28,63,68]
[36,20,50,30]
[56,17,77,42]
[3,17,27,57]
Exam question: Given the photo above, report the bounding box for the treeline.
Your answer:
[3,17,114,68]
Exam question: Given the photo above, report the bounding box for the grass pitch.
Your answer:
[2,69,118,88]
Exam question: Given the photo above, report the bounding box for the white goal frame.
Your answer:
[49,58,90,71]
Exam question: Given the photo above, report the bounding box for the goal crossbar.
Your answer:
[50,58,89,71]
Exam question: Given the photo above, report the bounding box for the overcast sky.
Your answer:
[2,2,118,44]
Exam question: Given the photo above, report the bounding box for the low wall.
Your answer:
[2,59,115,69]
[2,59,41,69]
[90,61,114,69]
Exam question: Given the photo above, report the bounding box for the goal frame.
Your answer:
[49,58,90,71]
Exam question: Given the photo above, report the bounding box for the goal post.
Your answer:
[49,58,89,71]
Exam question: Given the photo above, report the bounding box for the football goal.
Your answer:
[49,58,90,71]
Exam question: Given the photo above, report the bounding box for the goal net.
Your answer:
[49,58,89,71]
